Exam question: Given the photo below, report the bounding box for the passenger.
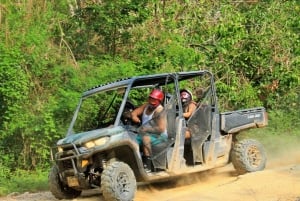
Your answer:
[131,88,167,172]
[180,89,197,139]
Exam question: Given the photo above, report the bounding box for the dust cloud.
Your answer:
[262,133,300,168]
[135,133,300,201]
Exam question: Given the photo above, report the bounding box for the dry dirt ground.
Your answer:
[1,136,300,201]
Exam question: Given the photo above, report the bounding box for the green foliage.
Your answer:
[0,1,72,170]
[59,0,150,58]
[126,29,202,73]
[0,0,299,195]
[267,110,300,134]
[0,169,49,196]
[215,71,263,111]
[0,44,30,169]
[0,46,29,133]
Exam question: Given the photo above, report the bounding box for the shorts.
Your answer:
[136,133,168,146]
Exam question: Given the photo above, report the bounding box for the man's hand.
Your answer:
[132,116,141,124]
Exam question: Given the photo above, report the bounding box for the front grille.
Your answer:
[62,146,75,152]
[59,159,74,169]
[56,148,78,171]
[56,148,77,160]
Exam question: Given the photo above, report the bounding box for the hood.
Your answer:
[57,126,125,146]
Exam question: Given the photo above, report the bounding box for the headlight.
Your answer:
[57,146,63,152]
[84,141,96,148]
[84,137,110,148]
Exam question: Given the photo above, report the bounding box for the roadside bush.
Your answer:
[0,169,49,196]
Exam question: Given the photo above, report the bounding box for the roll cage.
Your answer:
[67,70,217,137]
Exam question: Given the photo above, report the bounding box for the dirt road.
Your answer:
[2,134,300,201]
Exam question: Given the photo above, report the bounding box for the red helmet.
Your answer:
[149,89,164,102]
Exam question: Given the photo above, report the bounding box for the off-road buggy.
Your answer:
[49,70,268,201]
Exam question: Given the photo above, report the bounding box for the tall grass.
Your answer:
[0,169,49,196]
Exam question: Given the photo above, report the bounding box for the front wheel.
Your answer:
[101,161,136,201]
[48,165,82,199]
[231,139,267,175]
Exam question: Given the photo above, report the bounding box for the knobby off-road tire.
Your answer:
[48,165,82,200]
[101,161,136,201]
[231,139,267,175]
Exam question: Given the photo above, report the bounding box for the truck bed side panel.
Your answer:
[220,107,268,133]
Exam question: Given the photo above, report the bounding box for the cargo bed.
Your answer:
[220,107,268,133]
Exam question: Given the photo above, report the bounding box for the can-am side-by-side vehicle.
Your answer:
[49,70,268,201]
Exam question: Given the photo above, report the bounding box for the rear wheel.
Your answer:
[231,139,267,175]
[48,165,82,199]
[101,161,136,201]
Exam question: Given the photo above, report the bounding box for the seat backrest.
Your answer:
[187,104,211,133]
[186,104,212,163]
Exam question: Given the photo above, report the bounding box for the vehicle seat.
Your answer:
[187,104,212,163]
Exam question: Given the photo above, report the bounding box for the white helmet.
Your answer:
[180,89,193,103]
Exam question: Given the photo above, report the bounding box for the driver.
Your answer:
[131,88,167,172]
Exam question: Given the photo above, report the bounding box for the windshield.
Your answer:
[71,88,126,134]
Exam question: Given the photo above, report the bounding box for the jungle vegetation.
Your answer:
[0,0,299,194]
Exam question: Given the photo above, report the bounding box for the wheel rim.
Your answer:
[116,172,131,197]
[247,145,262,168]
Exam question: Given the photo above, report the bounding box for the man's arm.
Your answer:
[131,103,147,123]
[183,102,197,119]
[154,106,166,133]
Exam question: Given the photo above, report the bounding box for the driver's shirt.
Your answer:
[142,105,156,125]
[141,105,167,136]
